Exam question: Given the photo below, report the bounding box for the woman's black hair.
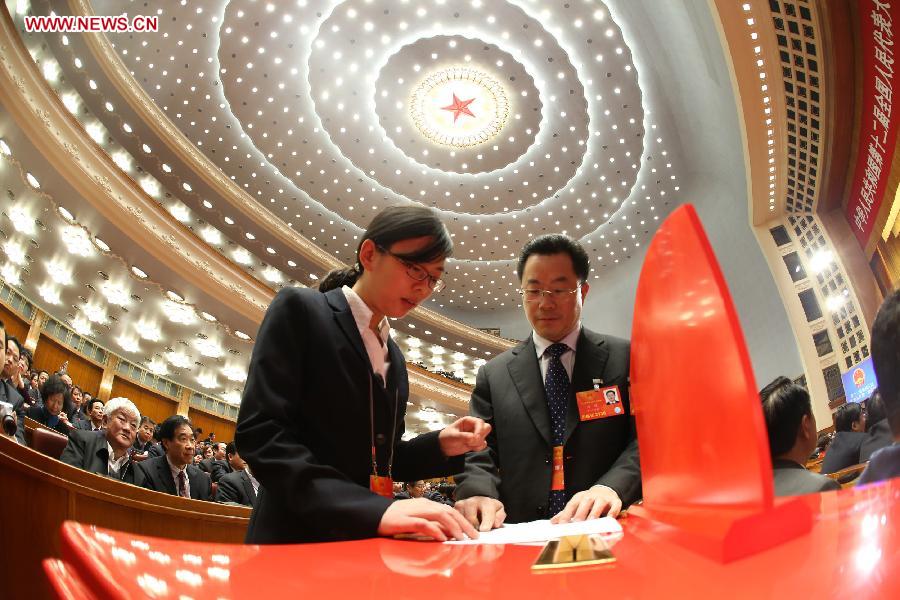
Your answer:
[318,205,452,293]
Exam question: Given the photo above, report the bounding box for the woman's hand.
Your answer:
[377,498,479,541]
[438,417,491,457]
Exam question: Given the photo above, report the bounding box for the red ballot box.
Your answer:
[44,480,898,599]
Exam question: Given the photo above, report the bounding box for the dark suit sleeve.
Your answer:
[594,437,641,504]
[392,430,464,482]
[59,430,88,469]
[454,365,502,500]
[216,473,245,504]
[235,289,392,539]
[193,468,212,501]
[135,461,160,493]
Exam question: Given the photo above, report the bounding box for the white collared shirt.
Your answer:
[107,442,129,476]
[533,324,582,383]
[342,285,391,382]
[166,455,190,496]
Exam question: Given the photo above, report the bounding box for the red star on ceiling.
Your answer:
[441,93,476,123]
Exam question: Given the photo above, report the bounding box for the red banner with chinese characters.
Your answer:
[847,0,900,248]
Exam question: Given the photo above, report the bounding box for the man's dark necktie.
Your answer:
[177,470,189,498]
[544,342,570,517]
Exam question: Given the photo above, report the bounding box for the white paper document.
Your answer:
[445,517,623,546]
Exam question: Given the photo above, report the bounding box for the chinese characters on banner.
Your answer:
[847,0,900,248]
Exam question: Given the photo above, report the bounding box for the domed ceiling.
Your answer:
[1,0,695,415]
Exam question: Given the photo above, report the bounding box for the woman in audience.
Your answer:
[26,374,73,435]
[236,205,490,544]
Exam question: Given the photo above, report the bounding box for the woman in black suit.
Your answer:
[26,373,73,435]
[236,206,491,544]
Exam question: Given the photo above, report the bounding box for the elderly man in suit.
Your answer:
[760,376,840,496]
[454,234,641,530]
[215,443,259,507]
[60,397,143,484]
[135,415,212,501]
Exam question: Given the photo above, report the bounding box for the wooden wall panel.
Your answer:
[188,408,236,443]
[32,335,103,395]
[0,301,30,343]
[110,376,179,425]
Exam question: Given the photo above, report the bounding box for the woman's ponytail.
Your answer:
[317,264,361,292]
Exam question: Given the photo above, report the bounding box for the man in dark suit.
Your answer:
[215,445,258,507]
[201,442,227,478]
[760,376,840,496]
[860,392,893,462]
[77,399,105,432]
[60,397,143,485]
[135,415,211,501]
[210,441,239,483]
[821,402,867,474]
[455,235,641,529]
[0,321,26,446]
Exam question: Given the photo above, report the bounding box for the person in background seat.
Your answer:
[60,397,143,485]
[821,402,866,474]
[135,415,212,501]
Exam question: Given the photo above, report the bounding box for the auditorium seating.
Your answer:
[30,426,69,459]
[0,435,250,599]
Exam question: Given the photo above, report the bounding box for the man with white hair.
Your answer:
[60,397,143,485]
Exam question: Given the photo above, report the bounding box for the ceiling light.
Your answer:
[8,205,36,235]
[147,358,168,376]
[200,312,217,322]
[166,290,184,302]
[810,250,834,274]
[262,267,283,283]
[136,321,162,342]
[194,338,224,358]
[38,283,62,305]
[2,240,26,265]
[235,331,251,341]
[93,237,111,252]
[200,227,222,245]
[0,263,21,286]
[0,139,10,155]
[131,266,148,279]
[825,295,845,312]
[81,303,108,324]
[162,300,197,325]
[101,281,130,306]
[197,373,219,389]
[62,226,94,257]
[222,365,247,382]
[45,260,73,285]
[71,316,93,336]
[117,335,140,353]
[223,390,242,405]
[169,204,191,223]
[232,248,253,265]
[57,206,75,221]
[165,351,192,369]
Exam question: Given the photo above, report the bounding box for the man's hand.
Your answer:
[455,496,506,532]
[378,498,479,542]
[438,416,491,456]
[550,485,622,523]
[131,452,149,463]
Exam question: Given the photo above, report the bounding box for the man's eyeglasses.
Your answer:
[376,245,446,293]
[518,285,583,303]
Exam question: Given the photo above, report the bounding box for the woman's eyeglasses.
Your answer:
[376,245,445,292]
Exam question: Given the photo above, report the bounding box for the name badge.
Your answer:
[575,385,624,421]
[370,474,394,498]
[551,445,565,491]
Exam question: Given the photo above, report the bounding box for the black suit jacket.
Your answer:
[860,419,893,463]
[216,470,257,507]
[773,459,840,496]
[210,459,233,483]
[134,455,212,501]
[198,457,214,473]
[235,287,463,544]
[821,431,866,474]
[60,429,142,485]
[455,328,641,522]
[0,379,26,446]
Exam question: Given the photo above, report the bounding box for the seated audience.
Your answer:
[215,444,258,507]
[858,290,900,485]
[135,415,212,500]
[77,398,105,432]
[66,385,85,424]
[60,397,143,484]
[199,442,222,474]
[760,376,840,496]
[860,392,893,462]
[210,442,237,483]
[821,402,866,474]
[26,374,74,435]
[394,480,426,500]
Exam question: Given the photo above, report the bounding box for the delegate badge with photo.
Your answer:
[576,385,624,421]
[370,474,394,498]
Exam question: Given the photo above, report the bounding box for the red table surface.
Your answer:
[52,479,899,600]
